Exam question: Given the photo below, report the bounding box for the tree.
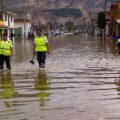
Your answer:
[97,12,106,40]
[97,12,106,29]
[65,21,74,32]
[47,21,54,30]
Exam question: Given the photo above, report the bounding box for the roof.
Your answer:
[0,10,16,16]
[14,18,31,23]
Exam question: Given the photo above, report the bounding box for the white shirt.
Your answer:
[44,36,48,43]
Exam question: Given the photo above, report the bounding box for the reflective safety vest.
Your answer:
[2,40,11,56]
[35,36,47,52]
[0,40,4,55]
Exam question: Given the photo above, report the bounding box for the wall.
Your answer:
[14,22,31,38]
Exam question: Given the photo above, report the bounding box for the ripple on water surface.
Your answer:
[0,36,120,120]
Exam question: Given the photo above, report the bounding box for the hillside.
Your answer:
[2,0,112,25]
[3,0,110,16]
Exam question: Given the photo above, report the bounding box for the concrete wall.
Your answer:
[14,22,31,38]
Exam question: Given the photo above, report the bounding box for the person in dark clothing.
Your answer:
[116,39,120,54]
[31,32,35,41]
[9,33,14,43]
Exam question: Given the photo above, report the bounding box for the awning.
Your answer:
[0,21,5,26]
[0,21,8,29]
[116,19,120,23]
[0,25,9,29]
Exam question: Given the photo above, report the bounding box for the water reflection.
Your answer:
[1,36,120,119]
[0,71,14,107]
[35,70,50,106]
[115,76,120,92]
[107,39,117,54]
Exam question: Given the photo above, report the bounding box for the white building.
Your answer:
[0,11,15,40]
[14,11,31,38]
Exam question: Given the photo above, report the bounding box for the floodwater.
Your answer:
[0,35,120,120]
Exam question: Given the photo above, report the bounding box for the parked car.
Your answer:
[43,31,49,36]
[73,30,80,35]
[54,30,60,36]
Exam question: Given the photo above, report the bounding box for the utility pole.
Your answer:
[23,0,27,38]
[104,0,107,40]
[83,17,86,29]
[0,0,3,19]
[90,0,92,35]
[0,0,3,11]
[0,0,3,40]
[104,0,107,13]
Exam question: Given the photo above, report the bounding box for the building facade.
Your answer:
[0,11,15,40]
[14,11,31,38]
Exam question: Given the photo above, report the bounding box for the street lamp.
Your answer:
[89,0,94,36]
[103,0,107,40]
[104,0,107,13]
[0,0,3,11]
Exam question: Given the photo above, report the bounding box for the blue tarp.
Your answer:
[112,36,120,40]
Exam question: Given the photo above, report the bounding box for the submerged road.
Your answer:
[0,35,120,120]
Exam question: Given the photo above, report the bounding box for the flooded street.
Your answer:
[1,35,120,120]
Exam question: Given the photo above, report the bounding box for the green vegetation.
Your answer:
[97,12,106,29]
[49,8,82,18]
[97,12,106,39]
[65,21,74,31]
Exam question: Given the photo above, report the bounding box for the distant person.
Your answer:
[10,33,14,43]
[31,32,35,41]
[3,31,7,37]
[32,28,50,69]
[28,32,30,39]
[116,39,120,54]
[18,33,21,38]
[0,33,13,70]
[113,30,116,37]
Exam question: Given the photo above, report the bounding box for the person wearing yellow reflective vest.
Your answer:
[33,28,50,69]
[0,33,13,70]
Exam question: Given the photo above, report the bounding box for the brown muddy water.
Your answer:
[0,35,120,120]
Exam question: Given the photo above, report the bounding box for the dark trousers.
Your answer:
[0,55,11,70]
[36,51,46,68]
